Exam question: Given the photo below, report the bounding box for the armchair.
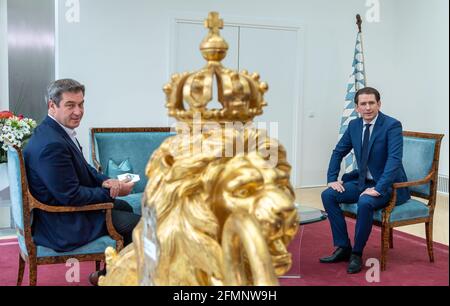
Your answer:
[7,145,124,286]
[340,131,444,270]
[90,127,173,214]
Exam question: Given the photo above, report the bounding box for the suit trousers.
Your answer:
[111,199,141,246]
[321,180,392,253]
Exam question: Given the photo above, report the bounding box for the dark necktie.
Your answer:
[358,123,372,190]
[75,138,83,153]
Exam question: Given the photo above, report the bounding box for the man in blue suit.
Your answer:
[24,79,140,284]
[320,87,410,274]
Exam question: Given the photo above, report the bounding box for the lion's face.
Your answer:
[211,152,299,275]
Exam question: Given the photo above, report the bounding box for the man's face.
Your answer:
[356,93,381,122]
[49,91,84,129]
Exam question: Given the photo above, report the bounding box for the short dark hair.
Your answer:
[354,87,380,104]
[46,79,85,107]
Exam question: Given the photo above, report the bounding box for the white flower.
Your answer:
[1,114,36,153]
[6,133,15,141]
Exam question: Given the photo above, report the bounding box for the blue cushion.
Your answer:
[36,235,116,257]
[118,192,143,215]
[107,158,133,179]
[403,137,436,196]
[340,198,429,223]
[92,132,174,193]
[7,147,24,231]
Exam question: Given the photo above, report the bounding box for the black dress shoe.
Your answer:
[89,271,100,286]
[347,254,363,274]
[319,247,352,263]
[89,268,107,286]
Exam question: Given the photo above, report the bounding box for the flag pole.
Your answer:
[339,14,368,172]
[356,14,367,85]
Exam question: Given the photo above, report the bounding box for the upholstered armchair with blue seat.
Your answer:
[90,127,174,215]
[7,145,124,286]
[340,131,444,271]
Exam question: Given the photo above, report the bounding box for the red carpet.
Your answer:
[0,218,448,286]
[281,218,449,286]
[0,238,96,286]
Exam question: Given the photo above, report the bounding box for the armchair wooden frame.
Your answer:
[343,131,444,271]
[10,146,124,286]
[90,127,171,172]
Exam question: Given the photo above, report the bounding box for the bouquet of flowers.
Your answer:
[0,111,37,163]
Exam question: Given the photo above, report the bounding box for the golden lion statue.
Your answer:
[100,128,298,286]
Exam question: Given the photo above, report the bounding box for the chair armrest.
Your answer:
[32,201,114,213]
[392,171,434,189]
[32,199,124,251]
[383,171,435,220]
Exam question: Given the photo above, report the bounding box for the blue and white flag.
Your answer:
[339,32,366,173]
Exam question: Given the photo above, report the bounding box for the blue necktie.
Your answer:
[358,124,372,190]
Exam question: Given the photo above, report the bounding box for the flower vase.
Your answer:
[0,162,8,192]
[0,162,11,229]
[0,150,6,164]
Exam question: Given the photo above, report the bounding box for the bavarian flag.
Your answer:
[339,31,366,173]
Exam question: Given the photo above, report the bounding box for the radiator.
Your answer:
[438,174,449,195]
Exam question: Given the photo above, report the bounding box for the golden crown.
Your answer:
[163,12,269,124]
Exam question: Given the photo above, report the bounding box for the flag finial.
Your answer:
[356,14,363,33]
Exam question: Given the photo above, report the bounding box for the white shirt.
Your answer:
[362,114,378,180]
[48,115,82,152]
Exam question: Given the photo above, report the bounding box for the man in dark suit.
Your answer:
[320,87,410,274]
[24,79,140,284]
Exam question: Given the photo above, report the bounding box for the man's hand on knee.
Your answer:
[360,187,381,197]
[328,181,345,193]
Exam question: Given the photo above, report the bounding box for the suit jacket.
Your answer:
[24,116,112,252]
[327,112,410,204]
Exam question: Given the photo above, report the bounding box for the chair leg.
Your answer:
[389,229,394,249]
[95,261,101,271]
[17,254,25,286]
[425,222,435,263]
[381,226,389,271]
[29,261,37,286]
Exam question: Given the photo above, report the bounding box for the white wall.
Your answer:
[56,0,448,186]
[0,0,8,110]
[390,0,449,176]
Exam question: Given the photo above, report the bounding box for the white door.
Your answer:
[172,20,302,186]
[239,27,300,179]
